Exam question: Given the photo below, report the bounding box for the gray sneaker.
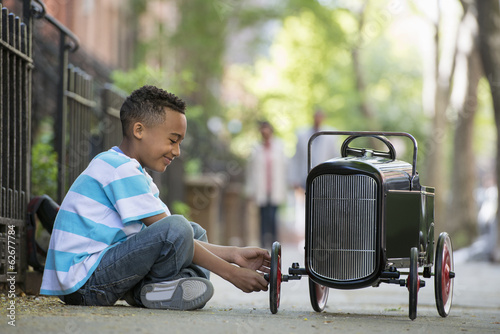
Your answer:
[140,277,214,310]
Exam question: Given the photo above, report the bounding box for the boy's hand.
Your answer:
[228,266,269,293]
[192,242,270,293]
[233,247,271,274]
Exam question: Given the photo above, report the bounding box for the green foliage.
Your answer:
[474,78,496,172]
[169,1,237,173]
[114,1,243,175]
[184,158,202,176]
[225,10,352,153]
[111,63,196,96]
[31,141,58,199]
[31,117,58,199]
[129,0,148,14]
[171,200,191,220]
[116,0,492,182]
[226,1,430,163]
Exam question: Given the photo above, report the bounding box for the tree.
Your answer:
[350,1,378,129]
[477,0,500,261]
[422,0,456,234]
[235,2,427,158]
[448,0,482,244]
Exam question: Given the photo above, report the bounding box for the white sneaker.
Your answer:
[140,277,214,310]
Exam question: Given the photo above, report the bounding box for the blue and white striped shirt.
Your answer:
[40,147,170,296]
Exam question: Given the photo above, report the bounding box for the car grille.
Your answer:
[309,174,378,281]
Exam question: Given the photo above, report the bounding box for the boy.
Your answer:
[40,85,270,310]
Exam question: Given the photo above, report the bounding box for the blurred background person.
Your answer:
[289,109,339,191]
[246,121,288,249]
[288,109,339,245]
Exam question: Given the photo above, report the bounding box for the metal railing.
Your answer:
[30,0,125,201]
[100,84,125,153]
[65,65,97,191]
[0,1,33,284]
[30,0,85,203]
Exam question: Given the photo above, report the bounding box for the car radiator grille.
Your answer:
[309,174,378,281]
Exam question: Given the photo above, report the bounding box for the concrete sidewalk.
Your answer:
[1,243,499,333]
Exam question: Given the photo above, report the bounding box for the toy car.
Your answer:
[266,131,455,320]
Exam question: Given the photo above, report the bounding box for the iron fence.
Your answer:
[0,2,32,283]
[0,0,125,285]
[0,0,185,287]
[62,74,127,197]
[64,65,97,193]
[100,83,125,152]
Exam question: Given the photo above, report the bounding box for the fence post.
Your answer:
[55,32,69,204]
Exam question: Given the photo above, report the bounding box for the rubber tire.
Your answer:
[269,241,282,314]
[409,247,419,320]
[435,232,454,317]
[309,278,329,312]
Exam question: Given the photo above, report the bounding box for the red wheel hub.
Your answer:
[407,276,421,292]
[276,253,281,308]
[441,243,451,303]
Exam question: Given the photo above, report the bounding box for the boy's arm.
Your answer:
[141,212,167,226]
[193,240,269,293]
[194,241,237,262]
[197,241,271,273]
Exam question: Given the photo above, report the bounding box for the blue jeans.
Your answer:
[63,215,210,306]
[260,203,278,248]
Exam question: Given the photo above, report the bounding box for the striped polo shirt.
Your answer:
[40,147,169,296]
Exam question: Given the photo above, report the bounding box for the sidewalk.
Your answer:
[1,243,499,333]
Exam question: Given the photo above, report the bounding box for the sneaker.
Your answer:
[140,277,214,310]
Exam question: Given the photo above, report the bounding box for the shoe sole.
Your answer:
[140,277,214,310]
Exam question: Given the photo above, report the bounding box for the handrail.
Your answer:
[30,0,46,18]
[308,131,418,180]
[30,0,79,52]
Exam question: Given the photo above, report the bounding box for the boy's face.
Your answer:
[134,107,187,173]
[259,125,272,141]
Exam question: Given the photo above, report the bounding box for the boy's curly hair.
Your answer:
[120,85,186,137]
